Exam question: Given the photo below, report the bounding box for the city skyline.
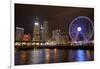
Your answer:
[15,3,94,65]
[15,4,94,37]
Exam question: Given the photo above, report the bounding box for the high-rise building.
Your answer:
[52,29,61,44]
[43,21,49,41]
[15,27,24,41]
[32,17,40,41]
[40,25,45,42]
[41,20,49,42]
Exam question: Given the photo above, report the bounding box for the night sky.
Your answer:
[15,3,94,37]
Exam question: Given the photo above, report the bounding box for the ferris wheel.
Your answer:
[69,16,93,41]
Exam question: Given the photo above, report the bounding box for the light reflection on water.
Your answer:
[15,48,94,65]
[45,49,50,63]
[76,50,86,61]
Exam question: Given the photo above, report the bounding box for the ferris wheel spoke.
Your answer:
[69,16,93,41]
[80,32,87,41]
[75,32,79,41]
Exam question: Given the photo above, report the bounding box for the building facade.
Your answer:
[15,27,24,41]
[32,17,40,42]
[41,20,49,42]
[52,29,61,44]
[22,34,31,41]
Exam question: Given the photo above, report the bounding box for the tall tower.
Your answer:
[43,20,49,42]
[40,20,49,42]
[40,25,44,42]
[32,17,40,41]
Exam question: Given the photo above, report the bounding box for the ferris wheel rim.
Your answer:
[69,16,94,41]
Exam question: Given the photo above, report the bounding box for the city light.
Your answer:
[15,4,94,65]
[41,26,44,29]
[77,27,82,32]
[34,22,39,26]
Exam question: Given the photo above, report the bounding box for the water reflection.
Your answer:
[76,50,86,61]
[54,48,57,63]
[29,49,40,64]
[15,51,29,65]
[15,49,94,65]
[45,49,50,63]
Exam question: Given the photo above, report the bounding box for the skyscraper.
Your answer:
[40,25,44,42]
[43,20,49,41]
[15,27,24,41]
[40,20,49,43]
[32,17,40,42]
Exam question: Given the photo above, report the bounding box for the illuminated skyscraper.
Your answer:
[32,17,40,41]
[43,20,49,41]
[40,25,44,42]
[15,27,24,41]
[40,20,49,42]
